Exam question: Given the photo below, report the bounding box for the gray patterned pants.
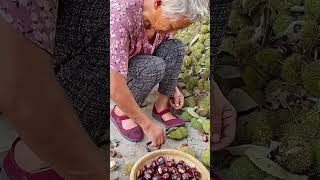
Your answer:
[53,0,109,146]
[127,39,185,106]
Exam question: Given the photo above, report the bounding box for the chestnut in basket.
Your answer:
[182,173,190,180]
[144,173,152,179]
[152,175,162,180]
[157,156,165,165]
[137,169,143,178]
[137,156,202,180]
[162,173,170,179]
[171,173,182,180]
[165,160,173,167]
[152,160,157,169]
[157,166,164,175]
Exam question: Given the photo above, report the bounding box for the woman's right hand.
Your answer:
[144,122,166,147]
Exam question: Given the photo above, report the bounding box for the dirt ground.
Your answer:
[110,88,209,180]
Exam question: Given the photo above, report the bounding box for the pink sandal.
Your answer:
[152,105,185,129]
[2,137,64,180]
[110,106,144,142]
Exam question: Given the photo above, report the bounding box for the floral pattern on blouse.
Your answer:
[0,0,58,54]
[110,0,172,78]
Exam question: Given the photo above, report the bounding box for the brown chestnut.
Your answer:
[144,173,152,179]
[152,175,161,180]
[157,166,164,175]
[137,169,143,178]
[152,160,157,169]
[157,156,165,165]
[146,168,153,175]
[162,173,170,180]
[182,173,190,180]
[165,160,173,167]
[178,167,186,174]
[171,173,182,180]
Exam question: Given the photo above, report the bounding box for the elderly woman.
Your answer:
[110,0,209,147]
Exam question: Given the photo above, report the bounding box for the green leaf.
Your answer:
[226,144,270,156]
[245,148,309,180]
[215,65,241,79]
[181,89,192,97]
[228,88,258,112]
[185,107,200,118]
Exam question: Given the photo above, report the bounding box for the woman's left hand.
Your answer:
[170,87,184,110]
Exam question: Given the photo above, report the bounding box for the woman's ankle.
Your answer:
[14,140,49,172]
[155,93,170,111]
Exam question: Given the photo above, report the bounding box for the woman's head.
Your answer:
[144,0,209,34]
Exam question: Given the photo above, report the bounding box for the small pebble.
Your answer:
[115,153,123,158]
[110,161,117,171]
[111,139,120,147]
[202,134,208,142]
[181,143,188,147]
[110,149,117,157]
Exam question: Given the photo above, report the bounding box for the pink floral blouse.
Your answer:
[110,0,172,78]
[0,0,57,54]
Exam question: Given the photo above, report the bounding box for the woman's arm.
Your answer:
[0,18,106,180]
[110,69,165,147]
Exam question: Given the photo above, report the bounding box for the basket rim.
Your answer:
[129,149,210,180]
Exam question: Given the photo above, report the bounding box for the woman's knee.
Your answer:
[145,57,166,80]
[155,39,185,66]
[129,56,166,80]
[160,39,185,56]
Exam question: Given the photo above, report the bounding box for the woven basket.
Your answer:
[130,149,210,180]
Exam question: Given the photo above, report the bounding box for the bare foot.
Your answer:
[14,140,50,172]
[155,95,176,121]
[114,106,139,130]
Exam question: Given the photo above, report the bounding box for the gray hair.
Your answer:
[162,0,209,22]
